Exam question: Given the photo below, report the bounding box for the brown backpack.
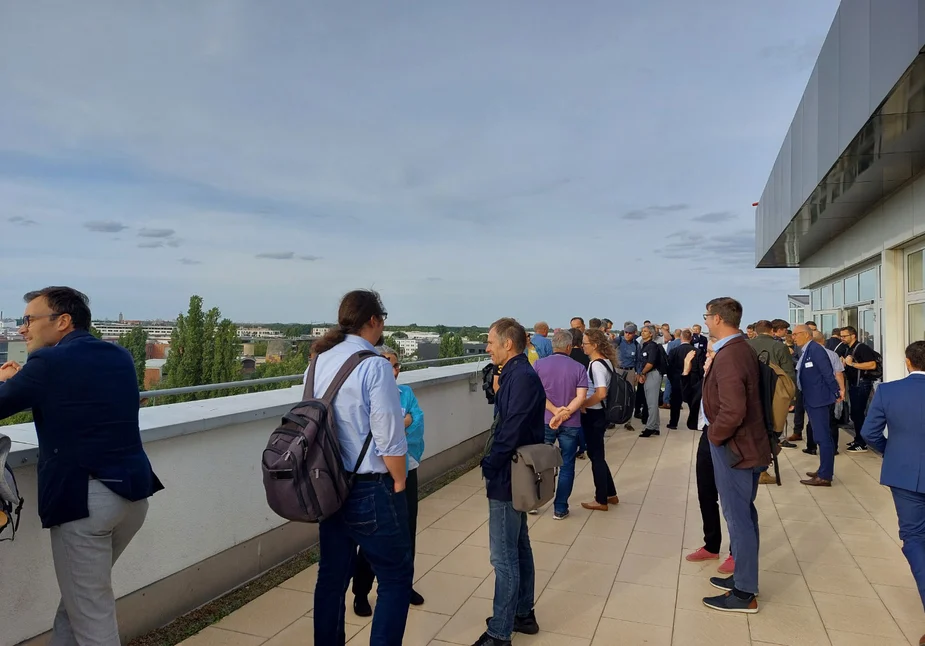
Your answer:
[262,350,377,523]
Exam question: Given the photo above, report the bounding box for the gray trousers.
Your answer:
[644,370,662,431]
[49,479,149,646]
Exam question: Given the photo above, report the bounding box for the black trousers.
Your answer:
[583,408,617,505]
[668,377,683,427]
[353,468,419,597]
[792,389,805,434]
[806,404,839,451]
[635,383,648,420]
[696,428,722,554]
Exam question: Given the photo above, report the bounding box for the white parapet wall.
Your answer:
[2,361,492,646]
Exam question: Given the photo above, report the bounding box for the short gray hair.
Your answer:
[551,329,573,351]
[379,347,399,360]
[646,325,657,336]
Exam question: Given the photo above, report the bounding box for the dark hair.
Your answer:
[705,297,743,329]
[807,320,818,328]
[602,318,613,326]
[490,317,527,353]
[681,329,692,341]
[746,323,755,331]
[24,286,91,330]
[312,289,386,355]
[584,329,618,365]
[589,318,602,329]
[570,316,585,325]
[842,326,858,337]
[570,327,584,347]
[907,341,925,371]
[831,327,841,336]
[755,319,773,334]
[770,318,790,332]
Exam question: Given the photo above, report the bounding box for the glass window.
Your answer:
[821,284,833,309]
[859,268,878,301]
[909,250,925,292]
[811,289,821,311]
[820,313,837,336]
[845,274,859,303]
[833,280,844,308]
[798,308,805,324]
[910,302,925,343]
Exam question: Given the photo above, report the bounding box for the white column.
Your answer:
[881,248,905,383]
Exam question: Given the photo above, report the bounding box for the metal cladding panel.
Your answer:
[756,1,925,268]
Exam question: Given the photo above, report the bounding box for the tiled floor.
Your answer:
[180,412,924,645]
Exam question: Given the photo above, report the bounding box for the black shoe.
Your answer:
[410,589,424,606]
[709,575,735,592]
[702,590,758,614]
[639,429,657,438]
[353,595,372,617]
[472,632,511,646]
[802,447,817,455]
[485,610,539,636]
[847,444,868,453]
[779,440,798,449]
[667,425,678,430]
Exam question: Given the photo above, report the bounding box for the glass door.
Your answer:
[859,306,878,352]
[842,306,858,332]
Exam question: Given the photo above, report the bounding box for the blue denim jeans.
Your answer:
[315,477,414,646]
[577,426,587,454]
[487,499,536,641]
[710,443,761,595]
[544,425,579,515]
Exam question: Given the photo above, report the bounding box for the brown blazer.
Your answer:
[703,335,770,469]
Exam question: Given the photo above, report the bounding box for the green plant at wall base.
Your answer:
[0,410,33,427]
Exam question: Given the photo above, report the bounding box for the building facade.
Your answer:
[756,0,925,381]
[788,294,810,328]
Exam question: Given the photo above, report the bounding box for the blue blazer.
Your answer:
[0,330,163,528]
[797,341,839,408]
[861,373,925,493]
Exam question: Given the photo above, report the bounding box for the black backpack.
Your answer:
[0,434,24,541]
[262,350,378,523]
[592,359,635,425]
[754,353,783,486]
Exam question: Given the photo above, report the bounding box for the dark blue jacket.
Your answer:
[0,330,163,528]
[481,353,545,501]
[797,341,839,409]
[862,374,925,493]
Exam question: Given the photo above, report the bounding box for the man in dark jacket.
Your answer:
[700,297,768,615]
[476,318,545,646]
[666,329,695,430]
[0,286,162,645]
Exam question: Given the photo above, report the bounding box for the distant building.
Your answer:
[237,327,284,339]
[310,327,331,338]
[788,294,810,328]
[405,331,440,342]
[92,322,175,342]
[144,358,168,389]
[396,338,419,356]
[0,337,27,365]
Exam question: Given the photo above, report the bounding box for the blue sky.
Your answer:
[0,1,839,327]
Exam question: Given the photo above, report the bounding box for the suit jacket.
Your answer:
[747,334,796,384]
[797,341,839,409]
[0,330,163,528]
[861,373,925,493]
[703,336,769,468]
[666,343,694,380]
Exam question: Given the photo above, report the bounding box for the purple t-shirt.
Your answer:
[534,353,589,427]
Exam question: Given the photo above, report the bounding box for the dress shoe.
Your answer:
[471,632,511,646]
[786,433,803,442]
[800,476,832,487]
[758,471,776,485]
[353,595,372,617]
[410,589,425,606]
[607,495,619,505]
[485,610,539,635]
[805,471,818,478]
[581,501,608,511]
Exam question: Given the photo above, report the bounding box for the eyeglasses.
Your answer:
[702,313,714,320]
[21,313,60,328]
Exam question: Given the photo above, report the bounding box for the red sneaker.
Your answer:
[685,547,720,562]
[718,555,735,574]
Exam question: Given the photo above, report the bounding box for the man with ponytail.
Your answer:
[309,290,413,646]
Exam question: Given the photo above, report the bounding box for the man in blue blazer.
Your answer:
[0,287,163,646]
[862,341,925,644]
[792,326,840,487]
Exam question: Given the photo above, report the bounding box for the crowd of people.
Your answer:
[1,286,925,646]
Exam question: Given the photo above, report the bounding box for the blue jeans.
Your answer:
[487,499,536,641]
[577,426,587,454]
[663,376,672,403]
[892,487,925,611]
[710,443,761,595]
[315,478,414,646]
[544,425,579,515]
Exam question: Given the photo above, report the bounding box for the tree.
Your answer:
[434,325,448,336]
[391,331,408,340]
[439,332,464,359]
[89,325,102,339]
[118,325,148,388]
[383,334,403,358]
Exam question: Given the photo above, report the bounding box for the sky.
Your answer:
[0,1,841,327]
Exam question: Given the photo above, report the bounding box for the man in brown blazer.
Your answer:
[700,297,770,615]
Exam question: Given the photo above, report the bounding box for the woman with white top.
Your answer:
[580,329,620,512]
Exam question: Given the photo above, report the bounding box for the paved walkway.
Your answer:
[181,412,923,645]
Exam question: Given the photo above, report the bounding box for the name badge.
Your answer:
[643,352,648,357]
[805,361,814,368]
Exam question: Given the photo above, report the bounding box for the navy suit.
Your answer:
[0,329,162,528]
[797,341,840,481]
[862,373,925,610]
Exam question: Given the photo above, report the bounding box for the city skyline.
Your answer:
[1,1,839,325]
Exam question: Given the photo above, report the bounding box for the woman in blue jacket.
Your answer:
[352,347,426,616]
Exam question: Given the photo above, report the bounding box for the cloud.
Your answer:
[179,257,201,265]
[656,228,755,267]
[138,228,176,238]
[621,203,690,220]
[256,251,295,260]
[84,220,128,233]
[8,215,37,226]
[691,211,737,223]
[166,238,182,247]
[298,254,321,261]
[138,240,165,248]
